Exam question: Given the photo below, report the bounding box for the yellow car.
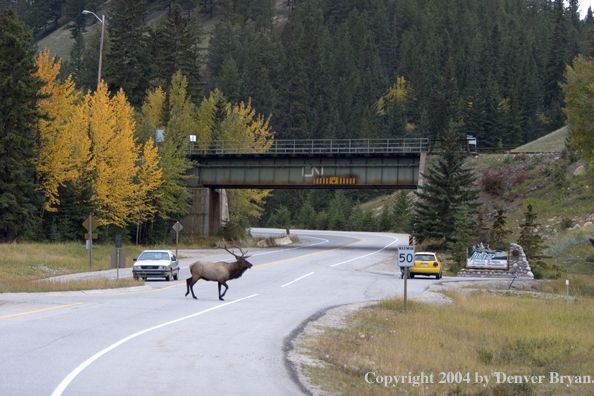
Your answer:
[410,252,443,279]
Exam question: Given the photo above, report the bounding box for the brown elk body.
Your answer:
[185,246,253,301]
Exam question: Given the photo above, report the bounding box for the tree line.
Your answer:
[2,0,594,246]
[5,0,592,144]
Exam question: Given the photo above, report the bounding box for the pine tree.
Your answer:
[0,9,45,241]
[156,3,203,100]
[517,204,546,260]
[296,201,316,230]
[544,0,569,130]
[378,204,392,232]
[412,125,480,248]
[447,204,473,270]
[104,0,153,107]
[238,32,279,120]
[348,202,364,231]
[392,190,413,233]
[328,190,350,231]
[489,208,511,251]
[207,21,239,84]
[215,58,241,104]
[316,211,329,230]
[361,208,377,232]
[267,205,291,228]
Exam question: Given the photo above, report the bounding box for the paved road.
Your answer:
[0,229,458,396]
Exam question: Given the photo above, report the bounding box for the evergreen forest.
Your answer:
[1,0,594,245]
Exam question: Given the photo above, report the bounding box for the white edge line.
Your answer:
[331,238,400,267]
[280,272,315,288]
[51,294,259,396]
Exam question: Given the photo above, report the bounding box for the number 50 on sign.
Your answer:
[398,245,415,267]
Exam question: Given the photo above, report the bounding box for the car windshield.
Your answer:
[138,252,169,261]
[415,254,436,261]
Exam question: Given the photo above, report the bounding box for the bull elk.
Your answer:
[185,244,253,301]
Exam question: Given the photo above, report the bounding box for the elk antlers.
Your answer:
[222,240,250,258]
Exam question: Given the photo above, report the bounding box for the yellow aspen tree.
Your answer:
[138,72,195,220]
[137,86,167,144]
[167,71,198,148]
[377,76,414,115]
[195,88,222,143]
[34,50,88,212]
[561,55,594,162]
[196,90,275,233]
[83,82,139,226]
[224,99,274,229]
[132,137,163,244]
[228,99,274,151]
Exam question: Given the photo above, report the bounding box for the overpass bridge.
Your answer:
[183,138,429,236]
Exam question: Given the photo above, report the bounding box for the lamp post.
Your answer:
[82,10,105,88]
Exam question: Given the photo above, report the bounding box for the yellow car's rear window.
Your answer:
[415,254,436,261]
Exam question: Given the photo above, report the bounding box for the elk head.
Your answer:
[223,241,253,270]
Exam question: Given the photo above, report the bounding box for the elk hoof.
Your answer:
[193,296,197,300]
[219,297,225,301]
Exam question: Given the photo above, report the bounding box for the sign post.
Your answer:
[172,221,183,257]
[115,234,122,279]
[82,215,98,268]
[398,245,415,311]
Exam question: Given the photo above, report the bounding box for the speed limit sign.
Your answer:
[398,245,415,267]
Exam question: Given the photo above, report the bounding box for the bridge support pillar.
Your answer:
[183,187,229,237]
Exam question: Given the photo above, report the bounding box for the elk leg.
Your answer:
[186,277,198,299]
[218,282,228,301]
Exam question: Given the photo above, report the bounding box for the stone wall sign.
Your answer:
[466,244,509,269]
[457,243,534,279]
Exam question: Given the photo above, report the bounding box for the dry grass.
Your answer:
[305,293,594,395]
[0,242,145,292]
[527,275,594,298]
[1,278,141,293]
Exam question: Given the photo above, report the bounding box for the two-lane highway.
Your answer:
[0,230,451,395]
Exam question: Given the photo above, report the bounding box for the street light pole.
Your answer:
[82,10,105,88]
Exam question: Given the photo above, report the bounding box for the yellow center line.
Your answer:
[114,282,184,295]
[0,302,83,319]
[252,236,364,269]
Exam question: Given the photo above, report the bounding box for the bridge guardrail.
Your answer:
[190,138,430,155]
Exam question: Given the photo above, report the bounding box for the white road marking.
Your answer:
[51,294,259,396]
[280,272,315,288]
[331,236,400,267]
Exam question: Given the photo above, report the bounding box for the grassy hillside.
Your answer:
[34,0,290,64]
[511,126,569,153]
[415,150,593,277]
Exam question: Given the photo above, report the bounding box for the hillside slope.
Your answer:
[511,126,569,153]
[35,0,291,63]
[463,151,592,275]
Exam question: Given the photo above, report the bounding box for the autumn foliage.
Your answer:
[35,53,163,230]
